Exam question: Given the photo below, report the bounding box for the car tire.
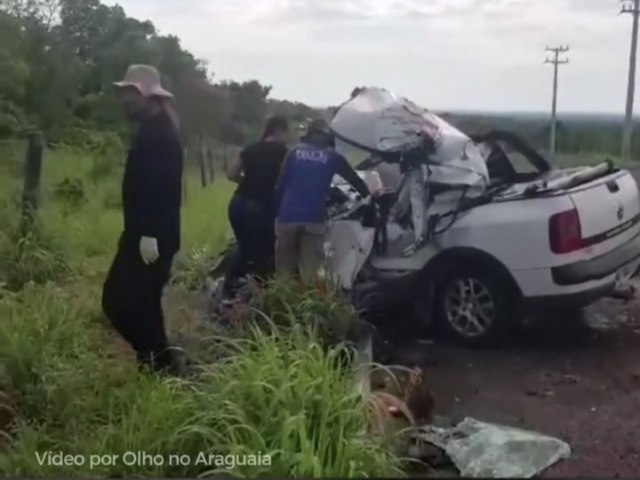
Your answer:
[433,262,517,346]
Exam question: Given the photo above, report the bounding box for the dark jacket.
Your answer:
[121,112,183,257]
[234,140,288,216]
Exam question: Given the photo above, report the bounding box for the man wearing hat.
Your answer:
[274,118,372,283]
[102,65,185,375]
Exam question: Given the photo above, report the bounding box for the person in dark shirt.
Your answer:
[101,65,185,375]
[275,119,371,283]
[224,115,289,295]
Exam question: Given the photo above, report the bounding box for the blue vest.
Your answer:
[278,143,343,223]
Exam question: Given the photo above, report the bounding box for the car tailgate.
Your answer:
[568,170,640,256]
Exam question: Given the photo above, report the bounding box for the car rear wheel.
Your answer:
[434,264,515,345]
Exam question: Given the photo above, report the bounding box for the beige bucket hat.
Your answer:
[113,64,173,98]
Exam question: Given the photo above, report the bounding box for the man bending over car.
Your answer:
[275,119,372,284]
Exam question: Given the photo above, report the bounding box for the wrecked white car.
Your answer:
[210,87,640,345]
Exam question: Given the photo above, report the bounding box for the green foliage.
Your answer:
[251,280,359,347]
[448,112,640,162]
[57,125,124,154]
[0,140,25,176]
[0,99,28,137]
[0,0,319,149]
[0,281,403,478]
[0,217,71,290]
[269,98,316,126]
[0,179,72,291]
[53,177,86,208]
[172,246,219,291]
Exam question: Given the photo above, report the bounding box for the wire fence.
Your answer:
[1,134,243,216]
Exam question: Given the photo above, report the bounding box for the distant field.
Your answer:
[555,152,634,169]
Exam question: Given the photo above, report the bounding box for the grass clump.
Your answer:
[0,206,72,291]
[251,280,361,347]
[172,246,221,291]
[0,283,109,417]
[186,324,402,478]
[52,177,87,210]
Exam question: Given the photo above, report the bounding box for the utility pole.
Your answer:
[545,45,570,155]
[621,0,640,162]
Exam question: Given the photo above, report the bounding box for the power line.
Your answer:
[544,45,570,155]
[621,0,640,162]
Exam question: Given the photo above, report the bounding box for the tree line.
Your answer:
[443,112,640,161]
[0,0,316,152]
[1,0,637,161]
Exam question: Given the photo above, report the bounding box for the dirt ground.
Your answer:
[381,295,640,478]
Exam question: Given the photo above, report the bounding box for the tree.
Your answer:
[0,0,318,144]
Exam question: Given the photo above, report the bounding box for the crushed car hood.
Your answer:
[330,87,490,192]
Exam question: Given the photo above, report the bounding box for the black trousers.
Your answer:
[224,194,275,294]
[102,238,175,371]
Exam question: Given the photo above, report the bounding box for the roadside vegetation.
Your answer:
[0,140,407,477]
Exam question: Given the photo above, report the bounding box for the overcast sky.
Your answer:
[104,0,636,113]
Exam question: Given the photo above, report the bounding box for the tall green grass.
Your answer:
[0,142,403,477]
[0,282,402,477]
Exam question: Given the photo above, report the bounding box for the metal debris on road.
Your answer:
[413,417,571,478]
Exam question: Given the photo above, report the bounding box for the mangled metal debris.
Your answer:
[412,417,571,478]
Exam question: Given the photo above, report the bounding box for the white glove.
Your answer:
[140,236,159,265]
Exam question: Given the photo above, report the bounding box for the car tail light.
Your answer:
[549,208,583,254]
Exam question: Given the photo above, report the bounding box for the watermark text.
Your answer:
[35,450,272,470]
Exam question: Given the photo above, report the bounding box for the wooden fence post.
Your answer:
[198,137,207,188]
[21,131,44,234]
[207,147,215,184]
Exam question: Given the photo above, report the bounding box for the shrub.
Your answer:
[53,177,86,209]
[0,207,71,290]
[251,280,360,347]
[57,127,124,157]
[172,246,220,291]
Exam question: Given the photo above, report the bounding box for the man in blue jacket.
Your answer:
[275,119,371,283]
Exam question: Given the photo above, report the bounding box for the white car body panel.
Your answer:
[325,221,376,289]
[326,166,640,305]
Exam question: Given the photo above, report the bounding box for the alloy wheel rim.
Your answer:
[444,277,495,338]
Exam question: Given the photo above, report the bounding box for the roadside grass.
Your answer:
[0,143,234,285]
[0,279,403,477]
[0,143,404,477]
